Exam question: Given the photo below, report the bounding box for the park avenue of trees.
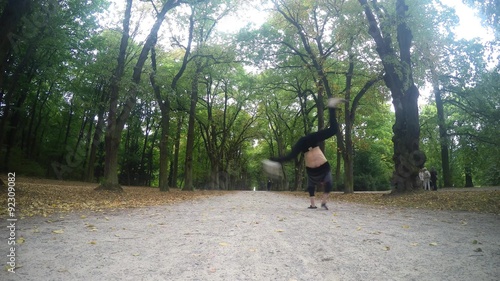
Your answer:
[0,0,498,192]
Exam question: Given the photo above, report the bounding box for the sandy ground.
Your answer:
[1,191,499,281]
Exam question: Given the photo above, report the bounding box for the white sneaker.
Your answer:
[262,159,283,178]
[327,97,347,108]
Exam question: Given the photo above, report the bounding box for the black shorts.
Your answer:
[306,162,333,196]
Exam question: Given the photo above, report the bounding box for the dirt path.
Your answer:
[2,191,499,281]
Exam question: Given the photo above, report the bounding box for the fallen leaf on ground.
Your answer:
[0,178,228,219]
[52,229,64,234]
[282,190,500,214]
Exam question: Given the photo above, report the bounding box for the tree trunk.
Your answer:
[293,154,305,191]
[95,0,132,192]
[147,127,158,186]
[137,110,152,186]
[464,166,474,187]
[97,0,181,191]
[0,0,32,85]
[184,63,201,191]
[25,80,42,153]
[169,114,183,188]
[0,45,37,170]
[82,115,93,181]
[151,8,193,191]
[336,145,342,191]
[359,0,425,192]
[86,90,106,182]
[123,125,131,186]
[433,84,452,187]
[95,129,122,191]
[158,108,170,191]
[150,46,170,191]
[30,81,52,158]
[343,53,355,194]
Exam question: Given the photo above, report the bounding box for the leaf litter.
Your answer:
[1,178,498,219]
[284,189,500,214]
[0,177,227,218]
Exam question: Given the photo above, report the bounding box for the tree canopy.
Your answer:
[0,0,498,191]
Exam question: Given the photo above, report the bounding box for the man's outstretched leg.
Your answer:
[262,97,345,174]
[307,183,317,209]
[319,174,333,210]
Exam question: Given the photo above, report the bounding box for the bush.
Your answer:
[8,147,46,177]
[353,149,391,191]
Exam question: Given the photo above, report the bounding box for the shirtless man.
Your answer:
[262,97,346,210]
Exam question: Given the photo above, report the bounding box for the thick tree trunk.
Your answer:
[390,84,424,191]
[96,129,122,191]
[96,0,132,192]
[359,0,425,192]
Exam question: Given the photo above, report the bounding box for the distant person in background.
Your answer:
[419,169,425,188]
[430,168,438,191]
[267,179,272,191]
[421,168,431,190]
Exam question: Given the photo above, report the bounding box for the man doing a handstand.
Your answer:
[263,97,345,210]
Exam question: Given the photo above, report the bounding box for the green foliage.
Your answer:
[1,0,497,194]
[7,147,46,177]
[353,149,389,191]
